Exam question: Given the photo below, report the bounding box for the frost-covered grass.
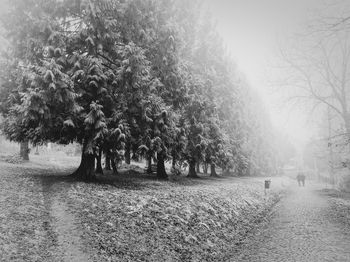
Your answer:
[0,154,288,261]
[322,189,350,229]
[66,171,287,261]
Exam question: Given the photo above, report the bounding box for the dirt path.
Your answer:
[233,183,350,262]
[0,162,91,261]
[50,187,90,262]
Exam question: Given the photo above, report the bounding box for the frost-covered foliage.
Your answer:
[0,0,279,180]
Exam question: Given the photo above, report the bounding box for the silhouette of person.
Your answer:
[297,172,306,187]
[301,173,306,186]
[297,173,301,186]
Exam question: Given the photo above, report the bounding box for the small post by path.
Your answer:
[265,179,271,196]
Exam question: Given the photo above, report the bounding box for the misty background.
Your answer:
[1,1,350,261]
[208,0,350,179]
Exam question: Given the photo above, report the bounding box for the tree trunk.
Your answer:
[203,162,208,174]
[20,141,29,161]
[95,148,103,174]
[188,160,199,178]
[146,155,152,174]
[196,162,200,173]
[210,163,219,177]
[344,117,350,153]
[125,142,131,165]
[111,158,118,174]
[132,152,139,162]
[71,142,96,181]
[105,151,111,171]
[156,153,167,179]
[172,151,176,170]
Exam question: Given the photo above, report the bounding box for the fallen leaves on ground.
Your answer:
[0,157,287,262]
[322,189,350,229]
[66,172,285,261]
[0,154,24,164]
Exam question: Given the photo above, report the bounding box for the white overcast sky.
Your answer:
[205,0,324,150]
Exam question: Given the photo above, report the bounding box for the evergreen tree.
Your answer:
[0,0,279,181]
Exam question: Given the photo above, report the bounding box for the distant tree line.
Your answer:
[0,0,282,181]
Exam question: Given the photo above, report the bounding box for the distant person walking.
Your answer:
[297,172,306,187]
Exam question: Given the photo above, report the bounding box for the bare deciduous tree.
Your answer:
[280,28,350,143]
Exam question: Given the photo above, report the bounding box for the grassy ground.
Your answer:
[0,152,288,261]
[321,188,350,229]
[67,173,287,261]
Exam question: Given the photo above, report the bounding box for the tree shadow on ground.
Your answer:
[94,170,238,190]
[30,170,77,194]
[23,164,240,191]
[33,169,152,190]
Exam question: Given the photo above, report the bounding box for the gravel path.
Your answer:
[233,183,350,262]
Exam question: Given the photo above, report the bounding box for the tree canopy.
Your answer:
[0,0,281,180]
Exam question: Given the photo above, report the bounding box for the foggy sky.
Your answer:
[205,0,325,150]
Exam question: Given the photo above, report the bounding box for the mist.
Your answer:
[0,0,350,261]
